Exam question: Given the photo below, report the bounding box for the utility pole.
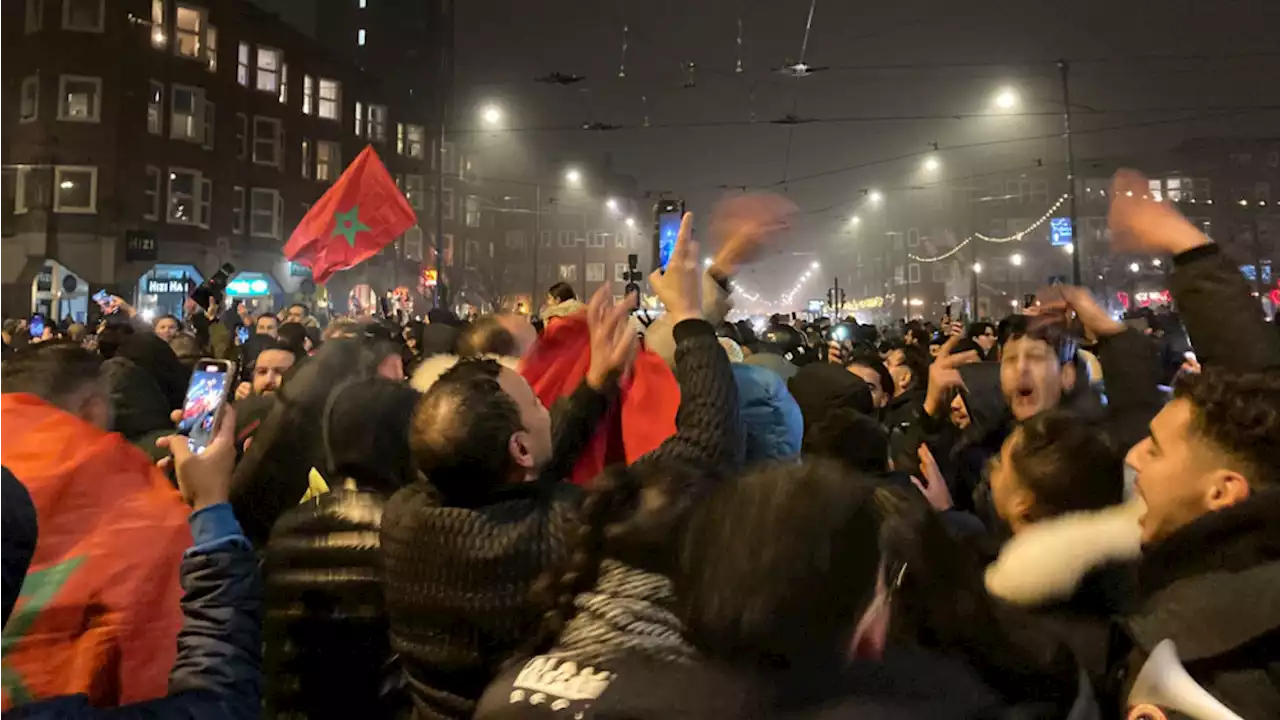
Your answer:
[1058,59,1082,286]
[529,183,541,312]
[431,17,450,309]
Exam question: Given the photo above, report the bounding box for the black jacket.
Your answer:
[475,645,1062,720]
[380,319,739,720]
[7,521,262,719]
[1116,490,1280,719]
[1171,243,1280,372]
[263,488,405,719]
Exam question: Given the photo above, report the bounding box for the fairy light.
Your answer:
[910,194,1068,263]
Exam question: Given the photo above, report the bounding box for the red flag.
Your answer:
[284,145,416,283]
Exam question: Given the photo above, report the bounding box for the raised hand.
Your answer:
[709,193,798,276]
[1108,169,1210,257]
[650,212,703,324]
[912,444,954,512]
[1056,285,1124,340]
[585,286,639,390]
[924,349,980,418]
[156,406,238,511]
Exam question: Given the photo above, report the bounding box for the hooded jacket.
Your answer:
[1,394,191,710]
[101,357,175,462]
[731,363,802,463]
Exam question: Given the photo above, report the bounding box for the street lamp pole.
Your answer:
[1058,59,1082,286]
[530,183,541,312]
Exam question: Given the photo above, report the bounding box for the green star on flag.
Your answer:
[332,206,371,246]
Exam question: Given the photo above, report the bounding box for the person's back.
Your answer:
[0,344,190,709]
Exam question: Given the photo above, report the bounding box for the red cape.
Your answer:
[521,314,680,485]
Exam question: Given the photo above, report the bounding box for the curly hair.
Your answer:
[1175,367,1280,490]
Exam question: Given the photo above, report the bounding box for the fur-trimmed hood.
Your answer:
[410,353,521,393]
[985,499,1144,606]
[541,299,588,321]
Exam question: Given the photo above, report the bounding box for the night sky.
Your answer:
[455,0,1280,298]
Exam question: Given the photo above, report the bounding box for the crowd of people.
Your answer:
[1,169,1276,719]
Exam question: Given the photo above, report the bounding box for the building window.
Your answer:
[442,187,454,219]
[505,230,525,250]
[13,167,45,214]
[587,231,605,248]
[54,166,97,213]
[558,264,578,281]
[57,75,100,122]
[318,78,340,120]
[316,141,340,181]
[405,174,425,209]
[402,226,424,261]
[397,123,424,158]
[359,0,366,7]
[199,177,212,228]
[167,168,202,225]
[302,75,315,115]
[174,4,207,60]
[357,28,366,46]
[144,165,160,220]
[237,42,249,86]
[615,233,629,249]
[368,105,387,142]
[541,231,552,247]
[250,188,282,238]
[62,0,103,32]
[464,196,481,227]
[26,0,43,33]
[278,63,288,105]
[438,141,456,173]
[906,228,919,248]
[170,84,204,142]
[256,46,283,94]
[20,76,39,123]
[252,116,282,167]
[235,113,247,158]
[614,262,629,281]
[586,263,605,282]
[202,100,215,149]
[146,80,163,134]
[354,102,365,136]
[232,186,245,234]
[908,263,921,284]
[206,25,217,72]
[464,240,479,269]
[301,138,311,178]
[558,231,574,247]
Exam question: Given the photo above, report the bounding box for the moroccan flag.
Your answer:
[284,145,416,283]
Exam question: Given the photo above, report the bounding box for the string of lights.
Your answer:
[730,261,822,310]
[907,194,1068,263]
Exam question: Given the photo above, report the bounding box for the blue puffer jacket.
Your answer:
[732,363,803,463]
[7,506,262,720]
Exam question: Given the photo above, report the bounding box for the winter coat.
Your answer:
[732,363,803,463]
[476,644,1081,720]
[644,271,733,368]
[1,394,191,710]
[381,319,740,720]
[1118,490,1280,718]
[263,488,406,719]
[1171,243,1280,372]
[6,509,263,720]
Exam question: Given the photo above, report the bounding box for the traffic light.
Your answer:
[623,253,643,296]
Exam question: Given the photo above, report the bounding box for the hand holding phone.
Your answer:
[176,359,235,454]
[157,404,237,510]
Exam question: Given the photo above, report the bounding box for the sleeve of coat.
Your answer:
[644,272,733,368]
[163,539,263,719]
[537,383,614,486]
[1094,329,1165,452]
[630,319,742,473]
[1171,243,1280,372]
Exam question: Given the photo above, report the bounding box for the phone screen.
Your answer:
[656,211,681,271]
[92,289,111,310]
[178,360,233,453]
[28,316,45,338]
[236,326,250,344]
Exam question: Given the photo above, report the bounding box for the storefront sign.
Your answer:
[227,277,272,296]
[289,262,313,278]
[146,278,192,295]
[125,231,158,262]
[1049,218,1072,248]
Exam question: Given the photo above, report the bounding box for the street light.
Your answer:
[624,217,636,228]
[973,262,983,274]
[565,168,582,186]
[868,190,883,205]
[1152,258,1162,268]
[605,197,618,213]
[1129,262,1140,273]
[923,156,940,173]
[1010,253,1023,266]
[849,215,861,226]
[994,87,1018,110]
[480,104,503,127]
[811,261,821,270]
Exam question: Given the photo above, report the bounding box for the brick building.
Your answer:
[2,0,461,322]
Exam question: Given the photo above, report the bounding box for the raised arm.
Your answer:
[1108,169,1280,372]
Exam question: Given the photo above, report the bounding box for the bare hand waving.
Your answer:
[585,286,639,390]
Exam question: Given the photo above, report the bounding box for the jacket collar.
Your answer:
[1127,490,1280,660]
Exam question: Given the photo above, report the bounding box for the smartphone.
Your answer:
[653,199,684,272]
[1022,293,1037,309]
[92,289,112,312]
[236,326,250,344]
[178,359,236,454]
[28,315,45,338]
